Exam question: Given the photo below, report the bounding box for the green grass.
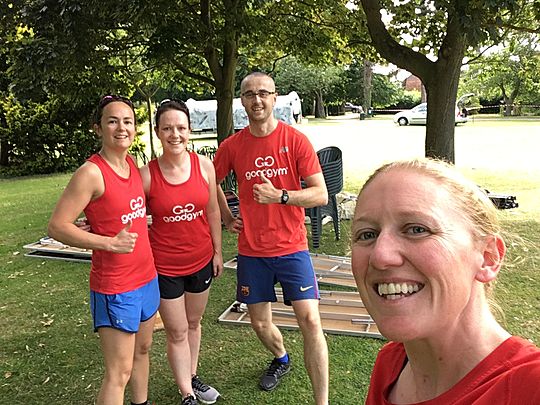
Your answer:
[1,164,539,404]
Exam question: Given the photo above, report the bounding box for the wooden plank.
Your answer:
[217,293,383,339]
[154,311,164,331]
[24,250,91,263]
[24,238,92,260]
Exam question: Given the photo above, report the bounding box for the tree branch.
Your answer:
[360,0,434,82]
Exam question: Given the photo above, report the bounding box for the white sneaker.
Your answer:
[192,375,220,404]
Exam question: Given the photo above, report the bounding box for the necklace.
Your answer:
[99,151,129,175]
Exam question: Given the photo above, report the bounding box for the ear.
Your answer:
[93,123,102,137]
[475,234,506,283]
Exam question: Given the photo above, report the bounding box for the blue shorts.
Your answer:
[90,276,160,333]
[236,250,319,305]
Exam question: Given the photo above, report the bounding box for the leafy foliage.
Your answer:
[354,0,539,161]
[0,96,100,177]
[461,34,540,115]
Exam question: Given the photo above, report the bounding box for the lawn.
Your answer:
[1,119,539,404]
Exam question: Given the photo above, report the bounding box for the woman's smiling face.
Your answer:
[351,168,487,342]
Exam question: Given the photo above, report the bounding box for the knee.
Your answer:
[135,337,153,356]
[166,325,189,344]
[187,315,202,332]
[104,365,132,388]
[297,312,323,334]
[250,318,272,335]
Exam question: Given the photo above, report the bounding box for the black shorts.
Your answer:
[158,259,213,299]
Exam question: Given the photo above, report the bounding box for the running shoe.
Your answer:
[192,374,221,404]
[181,394,198,405]
[259,357,291,391]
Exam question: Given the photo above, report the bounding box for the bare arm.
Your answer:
[139,163,151,197]
[216,175,243,234]
[200,156,223,277]
[252,172,328,208]
[47,163,138,253]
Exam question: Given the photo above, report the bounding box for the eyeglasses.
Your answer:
[241,90,276,99]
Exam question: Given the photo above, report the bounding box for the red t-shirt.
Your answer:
[147,153,213,276]
[365,337,540,404]
[213,121,321,257]
[84,154,156,294]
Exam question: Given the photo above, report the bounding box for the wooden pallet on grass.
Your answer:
[218,289,382,339]
[23,237,92,263]
[24,238,167,332]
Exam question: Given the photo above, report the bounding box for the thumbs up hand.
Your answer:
[252,174,280,204]
[110,221,139,253]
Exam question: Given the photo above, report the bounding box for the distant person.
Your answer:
[140,99,223,405]
[351,158,540,404]
[48,95,159,405]
[291,91,302,123]
[213,72,329,405]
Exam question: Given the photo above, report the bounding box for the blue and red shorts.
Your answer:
[236,250,319,305]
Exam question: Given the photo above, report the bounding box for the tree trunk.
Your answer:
[145,96,156,159]
[0,140,9,166]
[216,86,234,144]
[503,97,513,116]
[0,110,9,166]
[424,70,460,162]
[363,60,373,116]
[314,91,325,118]
[360,0,466,163]
[205,38,237,144]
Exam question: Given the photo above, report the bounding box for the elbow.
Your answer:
[47,221,59,240]
[319,193,328,206]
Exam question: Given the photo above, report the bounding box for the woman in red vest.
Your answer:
[48,96,159,405]
[140,99,223,405]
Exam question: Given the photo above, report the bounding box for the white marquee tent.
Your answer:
[186,91,302,131]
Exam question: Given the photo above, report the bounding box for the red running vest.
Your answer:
[147,152,213,277]
[84,154,156,294]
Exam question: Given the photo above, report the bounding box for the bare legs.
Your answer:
[292,299,329,405]
[129,315,156,403]
[248,300,329,405]
[159,290,210,397]
[96,313,156,405]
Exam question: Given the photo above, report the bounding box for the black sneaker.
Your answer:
[181,394,198,405]
[259,357,291,391]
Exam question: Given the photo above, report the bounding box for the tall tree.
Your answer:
[462,35,540,116]
[356,0,539,162]
[274,56,343,118]
[142,0,352,141]
[12,0,353,145]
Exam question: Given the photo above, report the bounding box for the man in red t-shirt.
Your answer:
[214,72,329,405]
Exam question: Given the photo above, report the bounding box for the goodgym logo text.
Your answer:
[121,196,146,224]
[163,203,204,223]
[245,155,288,181]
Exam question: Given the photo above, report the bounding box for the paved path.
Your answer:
[297,116,540,179]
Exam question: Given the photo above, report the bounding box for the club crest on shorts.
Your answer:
[241,285,250,297]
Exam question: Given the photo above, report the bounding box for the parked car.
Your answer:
[393,102,468,126]
[344,102,363,113]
